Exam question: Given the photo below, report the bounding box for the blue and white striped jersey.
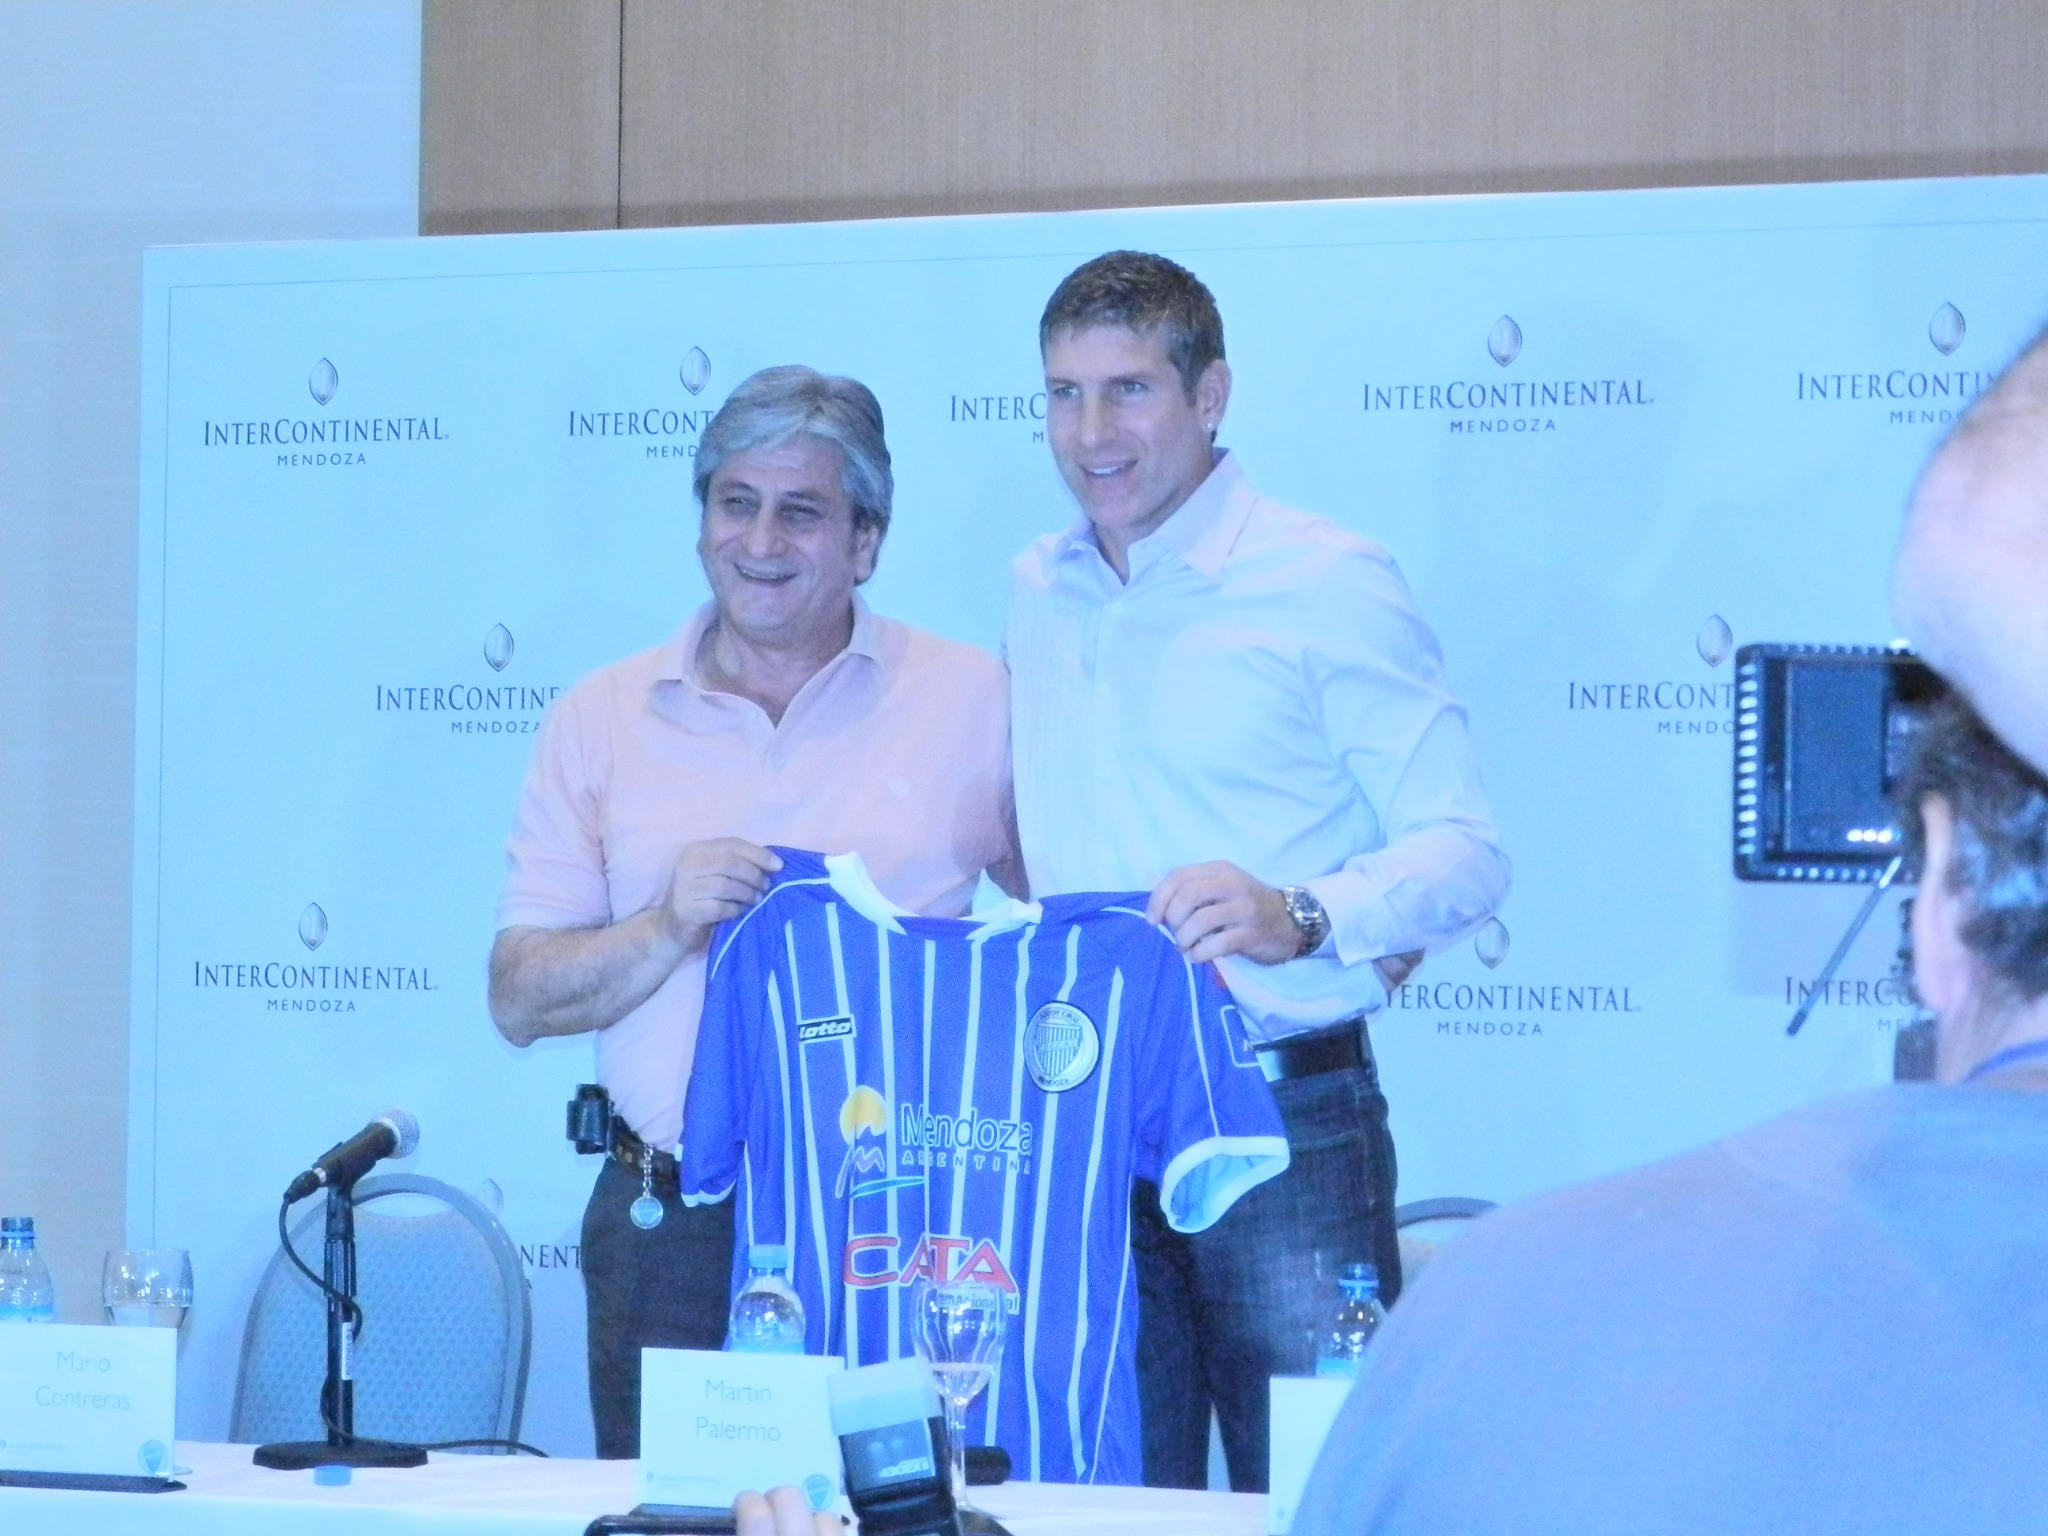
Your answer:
[680,848,1289,1485]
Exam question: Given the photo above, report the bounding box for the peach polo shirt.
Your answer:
[497,597,1019,1148]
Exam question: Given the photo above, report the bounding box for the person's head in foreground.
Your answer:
[1894,322,2048,777]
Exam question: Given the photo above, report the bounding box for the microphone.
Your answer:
[283,1109,419,1203]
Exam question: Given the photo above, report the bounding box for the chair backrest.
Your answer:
[1394,1196,1497,1289]
[230,1173,531,1451]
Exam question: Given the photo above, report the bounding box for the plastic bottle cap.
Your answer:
[313,1464,353,1486]
[746,1243,790,1271]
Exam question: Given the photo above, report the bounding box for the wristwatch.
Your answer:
[1278,885,1330,958]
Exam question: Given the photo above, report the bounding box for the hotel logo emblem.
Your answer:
[299,903,329,952]
[1474,918,1510,970]
[680,347,712,395]
[484,624,515,673]
[1928,303,1965,357]
[309,358,339,406]
[1487,316,1523,368]
[1696,614,1734,667]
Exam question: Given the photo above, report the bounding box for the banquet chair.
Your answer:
[230,1173,532,1452]
[1394,1196,1497,1290]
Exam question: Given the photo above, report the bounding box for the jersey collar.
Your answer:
[825,851,1042,937]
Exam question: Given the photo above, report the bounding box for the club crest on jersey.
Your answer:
[1025,1001,1100,1092]
[798,1013,855,1044]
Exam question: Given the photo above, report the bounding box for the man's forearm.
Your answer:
[488,909,691,1047]
[1310,821,1511,969]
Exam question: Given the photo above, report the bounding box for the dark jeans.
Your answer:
[1131,1041,1401,1493]
[582,1155,736,1459]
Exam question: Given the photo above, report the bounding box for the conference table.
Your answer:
[0,1443,1267,1535]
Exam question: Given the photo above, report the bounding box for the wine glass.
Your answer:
[911,1278,1006,1508]
[103,1248,193,1329]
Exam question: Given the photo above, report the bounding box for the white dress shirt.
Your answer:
[1005,451,1510,1041]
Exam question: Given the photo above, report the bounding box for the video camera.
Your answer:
[1733,643,1945,883]
[1732,643,1945,1071]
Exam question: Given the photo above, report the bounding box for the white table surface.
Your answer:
[0,1442,1267,1536]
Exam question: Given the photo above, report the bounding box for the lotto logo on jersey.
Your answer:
[843,1231,1020,1301]
[798,1013,854,1044]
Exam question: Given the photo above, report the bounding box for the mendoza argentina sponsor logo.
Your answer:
[373,624,565,737]
[1565,615,1738,738]
[189,903,437,1014]
[1388,918,1642,1039]
[200,358,449,468]
[1795,304,1996,427]
[566,348,721,460]
[1362,316,1655,436]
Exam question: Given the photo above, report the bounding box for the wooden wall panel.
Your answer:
[610,0,2048,229]
[422,0,621,233]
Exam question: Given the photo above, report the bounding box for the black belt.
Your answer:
[1256,1018,1366,1083]
[608,1116,678,1189]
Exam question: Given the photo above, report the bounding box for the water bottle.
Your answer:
[1314,1261,1385,1378]
[0,1217,57,1324]
[727,1243,805,1353]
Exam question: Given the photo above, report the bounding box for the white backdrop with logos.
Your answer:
[132,175,2048,1454]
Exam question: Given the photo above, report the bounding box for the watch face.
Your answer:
[1284,887,1328,955]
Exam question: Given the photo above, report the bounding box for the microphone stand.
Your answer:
[254,1182,427,1470]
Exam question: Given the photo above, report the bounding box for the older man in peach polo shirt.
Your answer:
[489,365,1020,1458]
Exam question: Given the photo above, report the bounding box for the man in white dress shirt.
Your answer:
[1004,250,1511,1491]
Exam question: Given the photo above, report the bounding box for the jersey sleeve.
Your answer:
[680,908,777,1213]
[1131,933,1291,1233]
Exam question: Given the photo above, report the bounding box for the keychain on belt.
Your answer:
[629,1151,665,1230]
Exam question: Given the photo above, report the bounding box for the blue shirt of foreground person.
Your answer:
[1293,330,2048,1536]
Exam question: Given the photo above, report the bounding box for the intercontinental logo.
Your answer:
[373,623,565,737]
[200,358,450,468]
[1794,303,1997,426]
[1565,615,1737,738]
[190,903,438,1014]
[567,348,721,460]
[1783,970,1918,1033]
[945,385,1047,442]
[1362,316,1655,437]
[1389,923,1642,1040]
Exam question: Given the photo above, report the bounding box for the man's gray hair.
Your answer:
[693,364,894,537]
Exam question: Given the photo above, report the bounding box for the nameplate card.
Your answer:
[0,1323,177,1478]
[640,1347,844,1514]
[1266,1374,1354,1534]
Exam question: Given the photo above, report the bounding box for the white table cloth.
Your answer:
[0,1442,1266,1535]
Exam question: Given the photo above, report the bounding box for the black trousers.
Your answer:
[1131,1039,1402,1492]
[580,1156,736,1459]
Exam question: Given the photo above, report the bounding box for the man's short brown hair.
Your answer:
[1039,251,1225,396]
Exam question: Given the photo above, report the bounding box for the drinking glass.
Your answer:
[103,1248,193,1329]
[911,1278,1006,1508]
